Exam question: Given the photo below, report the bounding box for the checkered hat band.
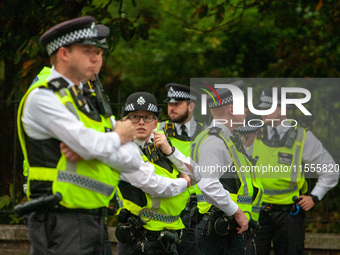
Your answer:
[46,27,98,55]
[236,125,259,133]
[167,90,190,100]
[147,103,158,112]
[208,95,233,108]
[124,103,135,112]
[260,95,273,104]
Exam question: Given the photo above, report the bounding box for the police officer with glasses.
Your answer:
[115,92,199,255]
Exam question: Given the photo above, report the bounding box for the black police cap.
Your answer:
[124,92,159,117]
[208,80,244,109]
[257,87,282,108]
[234,112,262,134]
[39,16,110,56]
[165,83,198,103]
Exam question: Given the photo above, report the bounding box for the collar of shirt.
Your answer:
[266,124,292,140]
[174,117,197,137]
[47,66,83,90]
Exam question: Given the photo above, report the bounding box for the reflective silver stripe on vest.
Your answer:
[139,209,180,223]
[197,194,205,202]
[251,171,263,208]
[218,132,249,196]
[65,160,77,174]
[289,127,305,188]
[58,89,80,119]
[57,171,114,197]
[237,195,252,204]
[264,186,298,196]
[252,205,261,214]
[115,190,124,208]
[193,131,209,162]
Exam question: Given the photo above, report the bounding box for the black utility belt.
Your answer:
[53,205,111,216]
[144,229,182,241]
[200,209,238,236]
[262,203,294,212]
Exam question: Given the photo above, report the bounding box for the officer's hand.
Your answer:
[180,173,191,188]
[233,207,249,234]
[60,142,83,162]
[153,132,172,155]
[297,195,315,211]
[115,120,136,144]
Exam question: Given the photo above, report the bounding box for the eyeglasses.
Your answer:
[127,114,156,123]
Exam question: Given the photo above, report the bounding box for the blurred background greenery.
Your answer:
[0,0,339,232]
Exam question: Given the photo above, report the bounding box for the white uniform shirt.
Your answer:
[265,125,339,200]
[196,120,239,216]
[21,68,141,172]
[174,117,198,137]
[119,136,198,198]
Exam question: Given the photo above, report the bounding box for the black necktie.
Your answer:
[181,124,188,137]
[271,128,280,145]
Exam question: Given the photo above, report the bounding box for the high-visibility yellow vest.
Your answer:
[252,125,307,204]
[116,155,190,231]
[157,120,203,195]
[17,68,119,209]
[192,128,263,221]
[156,120,203,157]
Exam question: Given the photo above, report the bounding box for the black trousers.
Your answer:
[194,218,244,255]
[255,209,305,255]
[177,208,197,255]
[27,211,112,255]
[117,239,179,255]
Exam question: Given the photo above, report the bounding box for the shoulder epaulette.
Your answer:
[48,77,69,92]
[208,127,222,135]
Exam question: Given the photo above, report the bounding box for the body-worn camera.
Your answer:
[159,230,180,245]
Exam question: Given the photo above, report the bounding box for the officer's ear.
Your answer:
[152,117,158,129]
[189,101,195,112]
[58,46,71,62]
[228,104,234,116]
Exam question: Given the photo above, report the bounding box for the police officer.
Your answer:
[252,87,339,255]
[157,83,204,156]
[234,112,264,254]
[157,83,203,255]
[192,81,262,255]
[22,23,111,193]
[116,92,198,254]
[234,112,262,149]
[17,16,141,255]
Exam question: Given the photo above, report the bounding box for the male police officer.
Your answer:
[252,87,339,255]
[192,81,262,255]
[17,16,141,255]
[157,83,203,156]
[116,92,198,254]
[22,23,111,193]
